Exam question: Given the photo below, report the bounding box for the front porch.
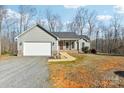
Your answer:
[58,40,78,51]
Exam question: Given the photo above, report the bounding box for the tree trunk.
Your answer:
[0,35,1,55]
[96,31,99,51]
[0,21,2,55]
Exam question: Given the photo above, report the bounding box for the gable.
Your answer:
[16,26,58,42]
[15,25,58,40]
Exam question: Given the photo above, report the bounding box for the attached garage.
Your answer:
[23,42,51,56]
[15,24,58,56]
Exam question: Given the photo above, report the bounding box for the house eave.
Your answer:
[59,38,80,40]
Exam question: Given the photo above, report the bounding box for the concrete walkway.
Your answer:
[0,56,50,88]
[48,52,76,62]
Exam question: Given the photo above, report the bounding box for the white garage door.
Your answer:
[23,42,51,56]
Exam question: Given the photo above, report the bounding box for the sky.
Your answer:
[5,5,124,22]
[4,5,124,30]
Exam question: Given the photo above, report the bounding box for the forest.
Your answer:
[0,5,124,55]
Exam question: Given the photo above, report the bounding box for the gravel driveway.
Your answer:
[0,56,50,88]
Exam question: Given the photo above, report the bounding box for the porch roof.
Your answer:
[51,32,80,39]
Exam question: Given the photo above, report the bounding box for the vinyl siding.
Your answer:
[17,26,58,56]
[78,39,90,52]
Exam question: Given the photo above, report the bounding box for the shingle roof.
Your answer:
[51,32,80,38]
[51,32,90,41]
[79,35,90,41]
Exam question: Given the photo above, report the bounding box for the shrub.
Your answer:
[1,51,11,55]
[2,51,17,56]
[90,49,97,54]
[82,47,89,53]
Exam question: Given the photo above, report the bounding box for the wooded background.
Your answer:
[0,5,124,55]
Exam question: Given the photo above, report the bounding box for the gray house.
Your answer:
[15,24,90,56]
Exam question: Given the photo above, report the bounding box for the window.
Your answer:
[52,42,54,46]
[72,42,74,49]
[19,42,22,46]
[66,42,69,48]
[82,42,85,48]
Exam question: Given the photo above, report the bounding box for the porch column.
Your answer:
[77,40,79,53]
[63,40,65,50]
[70,40,71,50]
[56,40,59,56]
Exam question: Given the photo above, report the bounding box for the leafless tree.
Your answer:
[52,14,63,32]
[98,22,107,52]
[18,5,37,33]
[66,8,88,35]
[110,14,122,51]
[36,13,46,27]
[90,13,124,54]
[121,28,124,45]
[74,8,88,35]
[45,9,63,32]
[2,8,20,54]
[0,6,7,55]
[87,11,97,39]
[95,28,100,51]
[66,21,77,32]
[45,9,52,32]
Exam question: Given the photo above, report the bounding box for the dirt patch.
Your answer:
[49,52,124,88]
[0,55,16,61]
[0,55,10,60]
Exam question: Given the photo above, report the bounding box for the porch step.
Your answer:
[48,52,76,62]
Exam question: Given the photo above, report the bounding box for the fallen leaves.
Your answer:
[97,58,122,72]
[49,53,124,88]
[99,80,113,88]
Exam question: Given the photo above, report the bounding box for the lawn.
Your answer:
[48,52,124,88]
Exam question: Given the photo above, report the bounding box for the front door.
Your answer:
[59,41,63,50]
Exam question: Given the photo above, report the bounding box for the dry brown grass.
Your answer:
[0,55,10,61]
[49,52,124,88]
